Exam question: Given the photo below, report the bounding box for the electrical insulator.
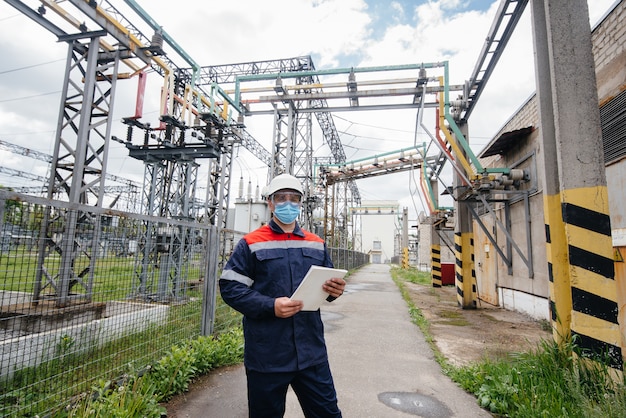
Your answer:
[149,30,165,55]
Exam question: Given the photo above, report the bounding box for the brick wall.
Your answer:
[592,1,626,104]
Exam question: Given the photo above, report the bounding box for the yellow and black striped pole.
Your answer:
[543,193,571,342]
[532,0,572,343]
[532,0,622,371]
[562,190,621,369]
[454,231,476,308]
[453,123,476,308]
[430,177,442,287]
[431,243,442,287]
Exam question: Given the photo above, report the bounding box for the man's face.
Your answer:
[268,189,302,224]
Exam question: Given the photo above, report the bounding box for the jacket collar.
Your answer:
[268,218,305,237]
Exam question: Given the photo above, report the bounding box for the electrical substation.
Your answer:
[1,1,626,415]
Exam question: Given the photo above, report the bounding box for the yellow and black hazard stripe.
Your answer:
[544,193,572,342]
[431,244,442,287]
[470,236,477,303]
[561,189,622,371]
[455,231,477,308]
[455,231,463,305]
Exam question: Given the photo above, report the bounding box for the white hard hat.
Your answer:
[266,174,304,196]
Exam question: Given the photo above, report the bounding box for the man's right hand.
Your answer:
[274,297,303,318]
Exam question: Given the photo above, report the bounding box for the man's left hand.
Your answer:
[323,277,346,299]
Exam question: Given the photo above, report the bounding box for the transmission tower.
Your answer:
[32,30,120,307]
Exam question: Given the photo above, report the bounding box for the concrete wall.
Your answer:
[416,221,454,271]
[1,300,168,380]
[477,101,549,317]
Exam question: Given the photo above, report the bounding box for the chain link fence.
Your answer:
[0,190,367,417]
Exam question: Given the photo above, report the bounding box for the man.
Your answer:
[219,173,346,418]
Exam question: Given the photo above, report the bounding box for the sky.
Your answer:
[0,0,618,221]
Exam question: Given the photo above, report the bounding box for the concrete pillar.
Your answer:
[533,0,622,371]
[453,122,477,308]
[530,0,572,345]
[401,207,409,249]
[430,178,442,287]
[401,207,409,268]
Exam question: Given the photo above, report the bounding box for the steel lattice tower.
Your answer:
[34,33,120,307]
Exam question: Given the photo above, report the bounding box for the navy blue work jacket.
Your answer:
[219,219,335,372]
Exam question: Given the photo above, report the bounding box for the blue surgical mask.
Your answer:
[273,201,300,224]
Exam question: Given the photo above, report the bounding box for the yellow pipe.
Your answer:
[159,71,173,122]
[221,101,229,122]
[89,1,171,72]
[40,0,142,73]
[438,78,475,177]
[41,0,174,75]
[226,77,437,95]
[181,84,191,124]
[227,77,434,94]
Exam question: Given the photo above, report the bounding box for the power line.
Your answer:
[334,114,492,142]
[334,114,416,134]
[0,91,60,103]
[0,130,55,136]
[0,59,65,75]
[0,14,20,23]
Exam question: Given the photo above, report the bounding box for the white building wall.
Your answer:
[360,200,399,263]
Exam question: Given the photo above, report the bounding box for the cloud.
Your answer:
[138,0,372,67]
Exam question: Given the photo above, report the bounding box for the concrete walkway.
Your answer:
[168,264,492,417]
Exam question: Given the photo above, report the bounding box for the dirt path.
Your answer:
[406,282,552,366]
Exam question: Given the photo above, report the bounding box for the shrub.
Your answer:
[63,327,244,417]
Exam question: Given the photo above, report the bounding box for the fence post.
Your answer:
[201,225,220,335]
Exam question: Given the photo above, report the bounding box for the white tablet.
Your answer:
[290,265,348,311]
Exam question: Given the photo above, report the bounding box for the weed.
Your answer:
[391,266,626,418]
[59,327,244,417]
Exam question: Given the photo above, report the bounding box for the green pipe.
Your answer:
[321,145,425,168]
[123,0,200,73]
[441,63,510,175]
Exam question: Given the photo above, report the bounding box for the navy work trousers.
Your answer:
[246,361,342,418]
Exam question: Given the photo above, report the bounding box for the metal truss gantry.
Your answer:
[7,0,229,304]
[195,56,361,242]
[0,139,140,211]
[26,27,120,307]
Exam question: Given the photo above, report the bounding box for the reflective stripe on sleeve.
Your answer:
[221,269,254,287]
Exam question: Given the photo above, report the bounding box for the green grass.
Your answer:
[0,242,241,416]
[60,327,244,418]
[0,293,241,417]
[438,309,470,326]
[0,247,205,301]
[391,265,432,285]
[390,265,626,418]
[448,340,626,417]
